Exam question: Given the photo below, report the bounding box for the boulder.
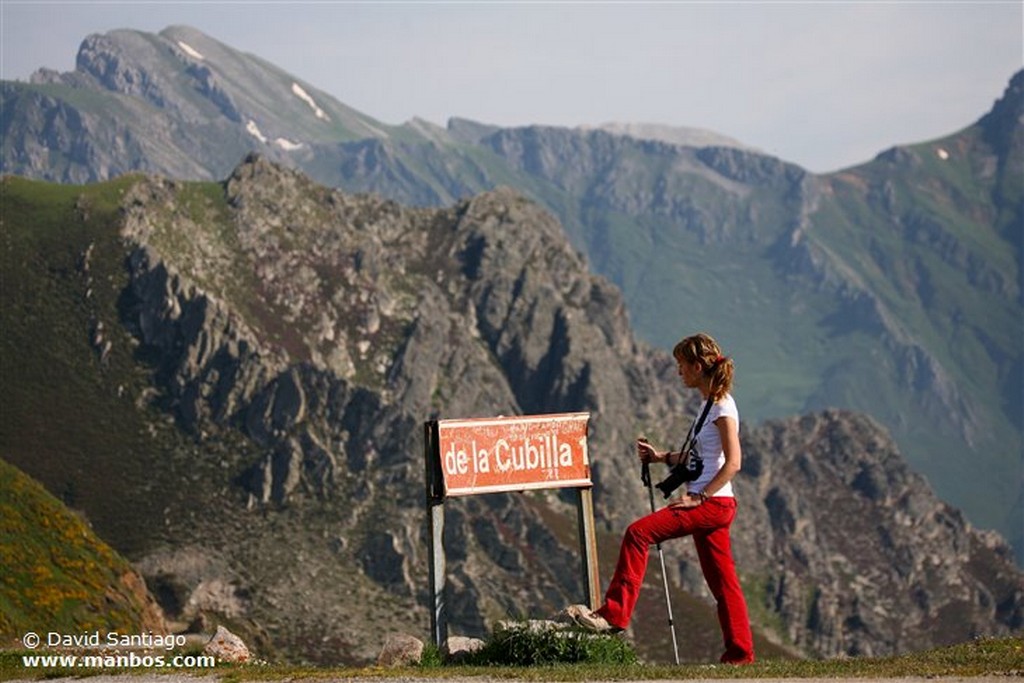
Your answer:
[203,625,251,663]
[376,633,423,667]
[443,635,485,662]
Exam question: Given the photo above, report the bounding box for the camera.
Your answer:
[654,448,704,498]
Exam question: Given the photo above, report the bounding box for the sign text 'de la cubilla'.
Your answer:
[436,413,591,496]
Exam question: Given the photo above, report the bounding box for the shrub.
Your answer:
[459,623,637,666]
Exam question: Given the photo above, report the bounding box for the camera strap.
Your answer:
[680,397,714,456]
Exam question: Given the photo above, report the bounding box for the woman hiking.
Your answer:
[560,332,755,665]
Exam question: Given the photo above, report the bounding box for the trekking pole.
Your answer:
[641,457,681,665]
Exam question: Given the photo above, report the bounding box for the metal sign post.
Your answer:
[424,421,448,649]
[424,412,600,649]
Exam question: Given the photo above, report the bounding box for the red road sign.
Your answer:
[436,413,591,496]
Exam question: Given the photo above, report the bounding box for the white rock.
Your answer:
[443,635,485,661]
[376,633,423,667]
[203,625,251,663]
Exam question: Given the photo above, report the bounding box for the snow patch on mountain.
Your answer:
[247,120,303,150]
[246,120,267,144]
[275,138,303,151]
[176,41,205,60]
[291,83,330,121]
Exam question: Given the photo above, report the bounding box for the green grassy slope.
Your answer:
[805,128,1021,545]
[0,175,245,558]
[0,458,165,643]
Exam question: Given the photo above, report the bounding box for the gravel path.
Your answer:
[4,676,1017,683]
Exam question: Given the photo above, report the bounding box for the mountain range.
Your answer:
[2,156,1020,663]
[0,25,1021,663]
[2,26,1019,560]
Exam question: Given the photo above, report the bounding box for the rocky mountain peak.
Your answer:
[583,121,755,152]
[75,29,168,101]
[979,68,1024,160]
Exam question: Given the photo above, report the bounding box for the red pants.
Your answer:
[595,497,755,664]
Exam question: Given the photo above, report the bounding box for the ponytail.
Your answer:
[673,333,734,401]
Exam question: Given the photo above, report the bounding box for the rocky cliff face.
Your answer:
[116,154,685,510]
[4,157,1019,664]
[733,411,1022,655]
[100,155,687,662]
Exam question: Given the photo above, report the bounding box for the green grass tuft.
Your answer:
[454,623,637,667]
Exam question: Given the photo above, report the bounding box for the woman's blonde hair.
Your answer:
[673,332,734,401]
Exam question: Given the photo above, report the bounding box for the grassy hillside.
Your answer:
[0,175,247,557]
[0,458,165,642]
[806,128,1021,544]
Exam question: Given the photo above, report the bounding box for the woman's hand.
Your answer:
[667,493,704,509]
[636,438,663,463]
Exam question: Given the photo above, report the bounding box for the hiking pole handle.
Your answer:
[639,440,658,514]
[639,438,653,485]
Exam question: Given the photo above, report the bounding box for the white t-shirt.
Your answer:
[686,393,739,498]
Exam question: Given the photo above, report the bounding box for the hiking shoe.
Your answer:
[557,604,621,633]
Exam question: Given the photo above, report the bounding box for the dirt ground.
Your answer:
[6,676,1020,683]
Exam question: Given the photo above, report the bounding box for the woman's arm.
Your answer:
[701,415,741,497]
[636,438,674,464]
[668,415,741,508]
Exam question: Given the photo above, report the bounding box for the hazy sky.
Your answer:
[1,1,1021,173]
